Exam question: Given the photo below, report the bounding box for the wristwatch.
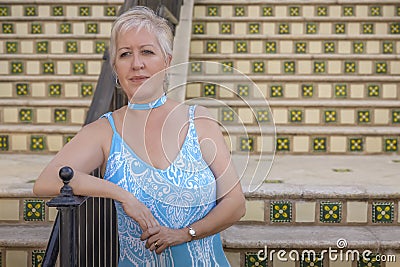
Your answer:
[187,226,196,240]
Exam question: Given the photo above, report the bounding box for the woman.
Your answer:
[34,6,245,266]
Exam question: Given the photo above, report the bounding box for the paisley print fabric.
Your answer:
[101,105,230,267]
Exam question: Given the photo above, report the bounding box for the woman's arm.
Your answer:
[141,106,245,252]
[33,118,159,230]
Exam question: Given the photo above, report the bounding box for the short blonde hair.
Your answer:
[110,6,173,72]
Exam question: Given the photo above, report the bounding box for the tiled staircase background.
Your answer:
[0,0,400,267]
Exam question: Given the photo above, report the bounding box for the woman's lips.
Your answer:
[129,76,149,83]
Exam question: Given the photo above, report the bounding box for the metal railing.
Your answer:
[43,1,183,266]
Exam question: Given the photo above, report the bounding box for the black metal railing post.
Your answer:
[45,167,86,267]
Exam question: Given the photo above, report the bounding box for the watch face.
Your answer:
[189,228,196,236]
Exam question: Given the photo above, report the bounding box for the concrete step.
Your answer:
[222,224,400,267]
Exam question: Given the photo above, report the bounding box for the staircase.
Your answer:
[187,1,400,267]
[0,1,123,266]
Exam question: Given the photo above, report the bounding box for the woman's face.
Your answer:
[114,27,170,101]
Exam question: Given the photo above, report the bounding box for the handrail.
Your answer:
[43,1,184,266]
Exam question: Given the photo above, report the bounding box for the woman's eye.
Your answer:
[142,50,155,55]
[120,52,131,58]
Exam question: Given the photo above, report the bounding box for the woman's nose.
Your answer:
[131,54,144,70]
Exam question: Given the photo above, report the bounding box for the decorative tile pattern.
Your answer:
[193,23,204,34]
[372,202,394,223]
[324,110,337,123]
[25,6,37,16]
[60,23,71,34]
[221,61,233,73]
[393,111,400,124]
[253,62,264,73]
[368,85,380,97]
[53,6,64,16]
[363,23,374,34]
[262,6,273,16]
[335,84,347,97]
[31,23,42,34]
[0,135,9,151]
[358,111,370,123]
[343,6,354,16]
[237,85,249,97]
[79,6,91,16]
[271,201,292,223]
[236,41,248,53]
[283,61,295,74]
[349,138,363,152]
[249,23,260,34]
[6,41,18,53]
[295,42,307,53]
[256,110,270,122]
[220,23,231,34]
[358,254,381,267]
[240,137,254,152]
[49,84,62,96]
[270,85,283,97]
[375,62,387,74]
[313,138,327,152]
[2,23,13,34]
[265,42,276,53]
[320,201,342,223]
[290,110,303,123]
[302,85,313,97]
[105,6,117,16]
[55,109,67,122]
[87,23,98,34]
[276,137,290,151]
[222,109,234,122]
[207,6,219,16]
[81,84,93,97]
[65,136,74,144]
[204,84,216,96]
[32,250,45,267]
[289,6,300,16]
[36,41,48,54]
[384,138,398,152]
[335,23,346,34]
[390,23,400,34]
[324,42,335,53]
[344,62,356,73]
[191,62,202,73]
[234,7,245,17]
[24,199,45,221]
[31,136,45,151]
[0,6,10,16]
[206,41,218,53]
[301,254,322,267]
[314,62,326,73]
[43,62,55,74]
[317,6,328,16]
[353,42,364,54]
[278,23,290,34]
[383,42,394,54]
[11,62,23,74]
[95,41,106,54]
[245,252,267,267]
[66,41,78,53]
[369,6,381,16]
[16,83,29,96]
[19,109,33,122]
[306,23,317,34]
[73,62,86,75]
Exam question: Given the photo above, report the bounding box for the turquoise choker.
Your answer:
[127,94,167,110]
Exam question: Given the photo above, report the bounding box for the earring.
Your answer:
[115,76,122,89]
[163,73,169,93]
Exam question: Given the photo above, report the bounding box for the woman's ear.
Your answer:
[165,55,172,68]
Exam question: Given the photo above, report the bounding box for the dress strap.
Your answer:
[100,112,117,133]
[188,105,197,123]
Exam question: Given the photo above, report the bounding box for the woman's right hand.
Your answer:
[121,193,159,231]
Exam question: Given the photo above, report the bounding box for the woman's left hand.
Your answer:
[141,226,190,254]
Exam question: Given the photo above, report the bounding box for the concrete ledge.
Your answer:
[0,225,52,248]
[222,224,400,250]
[0,99,91,107]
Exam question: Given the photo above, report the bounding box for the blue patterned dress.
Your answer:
[101,106,231,267]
